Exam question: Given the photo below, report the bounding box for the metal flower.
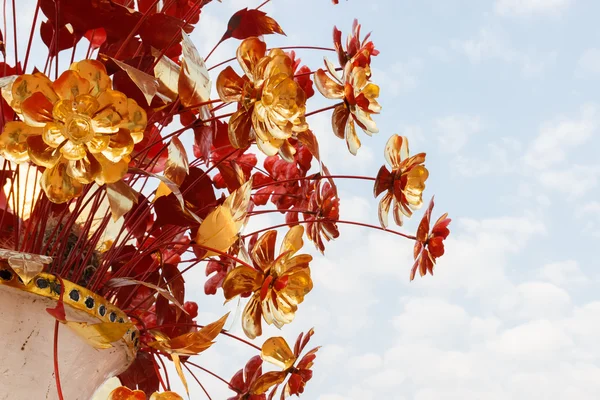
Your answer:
[305,180,340,253]
[0,60,146,203]
[222,225,313,339]
[374,135,428,228]
[216,37,308,162]
[314,54,381,155]
[255,329,319,398]
[411,197,451,281]
[333,19,379,68]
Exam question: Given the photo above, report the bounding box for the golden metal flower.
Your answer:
[314,52,381,155]
[222,225,313,339]
[374,135,428,228]
[0,60,147,203]
[216,37,308,162]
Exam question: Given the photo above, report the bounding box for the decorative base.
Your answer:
[0,271,137,400]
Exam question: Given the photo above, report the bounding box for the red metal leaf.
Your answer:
[221,8,285,42]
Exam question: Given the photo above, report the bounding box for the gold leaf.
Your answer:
[106,277,188,316]
[222,178,252,224]
[172,354,189,397]
[0,249,52,285]
[148,313,229,356]
[178,31,211,108]
[164,137,189,187]
[111,58,159,106]
[249,371,287,395]
[195,180,251,258]
[153,49,180,102]
[106,180,138,221]
[153,181,171,201]
[0,75,17,106]
[261,336,297,370]
[64,321,133,349]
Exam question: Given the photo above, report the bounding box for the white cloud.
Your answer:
[436,115,483,153]
[453,137,521,177]
[452,28,556,77]
[373,59,423,97]
[347,353,383,371]
[538,164,600,198]
[577,48,600,77]
[494,0,572,16]
[498,282,572,320]
[538,260,590,286]
[452,28,515,64]
[524,104,598,169]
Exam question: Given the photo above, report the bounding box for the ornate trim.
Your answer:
[0,259,139,356]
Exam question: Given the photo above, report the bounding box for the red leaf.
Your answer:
[138,13,194,51]
[180,167,217,218]
[40,21,82,56]
[83,27,107,50]
[40,0,141,44]
[132,125,168,173]
[119,352,161,394]
[221,8,285,42]
[124,193,154,241]
[193,123,214,162]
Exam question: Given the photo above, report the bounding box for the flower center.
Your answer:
[64,113,93,144]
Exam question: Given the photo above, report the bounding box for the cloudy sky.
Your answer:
[28,0,595,398]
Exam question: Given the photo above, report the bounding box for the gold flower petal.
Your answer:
[86,135,110,154]
[228,109,253,149]
[264,51,294,80]
[314,69,344,99]
[93,89,127,133]
[261,336,296,370]
[42,122,67,148]
[119,99,146,142]
[0,122,41,163]
[345,119,361,155]
[378,192,393,229]
[52,99,73,123]
[216,66,245,103]
[41,161,83,203]
[392,199,406,227]
[384,134,409,169]
[74,94,100,116]
[11,73,58,113]
[331,104,349,140]
[65,153,101,184]
[280,225,304,256]
[255,136,282,157]
[27,134,61,168]
[53,70,91,100]
[278,139,296,163]
[251,230,277,272]
[242,293,263,340]
[222,266,263,299]
[92,153,129,185]
[60,140,87,160]
[353,107,378,134]
[362,83,381,112]
[21,92,54,127]
[102,128,134,162]
[237,37,267,82]
[70,60,111,96]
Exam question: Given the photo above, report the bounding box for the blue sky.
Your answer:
[14,0,593,398]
